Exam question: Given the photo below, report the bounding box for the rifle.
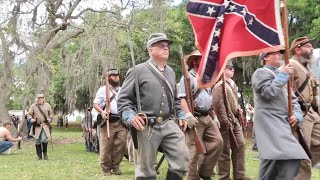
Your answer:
[17,124,21,150]
[238,89,247,129]
[101,65,110,138]
[281,1,312,159]
[180,47,206,154]
[221,76,240,150]
[127,29,140,149]
[155,153,166,172]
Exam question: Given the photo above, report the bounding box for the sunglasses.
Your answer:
[226,66,235,71]
[153,43,170,49]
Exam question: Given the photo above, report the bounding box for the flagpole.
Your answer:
[281,0,313,159]
[280,0,293,115]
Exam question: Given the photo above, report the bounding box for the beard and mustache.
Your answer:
[109,79,120,87]
[297,51,316,65]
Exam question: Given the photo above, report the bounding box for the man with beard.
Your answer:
[93,68,127,176]
[290,37,320,180]
[118,33,189,180]
[179,50,223,180]
[27,94,53,160]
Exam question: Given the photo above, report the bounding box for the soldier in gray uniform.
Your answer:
[117,33,189,180]
[251,50,309,180]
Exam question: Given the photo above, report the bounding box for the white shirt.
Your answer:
[93,85,121,115]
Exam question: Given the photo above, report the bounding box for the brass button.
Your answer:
[156,117,163,123]
[163,94,165,97]
[161,103,164,105]
[159,111,163,114]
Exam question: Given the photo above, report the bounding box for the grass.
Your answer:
[0,124,319,180]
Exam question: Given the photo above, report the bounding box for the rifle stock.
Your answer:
[105,66,110,138]
[180,47,206,154]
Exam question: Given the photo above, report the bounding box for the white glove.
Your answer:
[101,111,109,120]
[185,112,198,128]
[213,115,220,128]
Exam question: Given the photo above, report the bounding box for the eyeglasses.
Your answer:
[153,43,170,49]
[226,66,235,71]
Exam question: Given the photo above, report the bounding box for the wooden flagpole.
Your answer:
[281,0,312,159]
[281,0,293,115]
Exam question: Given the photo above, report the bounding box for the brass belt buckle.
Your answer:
[156,117,163,123]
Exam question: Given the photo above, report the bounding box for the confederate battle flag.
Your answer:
[187,0,285,87]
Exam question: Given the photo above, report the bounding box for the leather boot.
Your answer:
[42,143,48,160]
[166,170,182,180]
[200,174,212,180]
[36,144,42,160]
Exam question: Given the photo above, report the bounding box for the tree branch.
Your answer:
[46,29,85,49]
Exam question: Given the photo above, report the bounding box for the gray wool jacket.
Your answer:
[251,65,308,160]
[117,59,186,125]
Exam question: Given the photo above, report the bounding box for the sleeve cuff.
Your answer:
[177,111,186,120]
[122,109,136,125]
[294,111,303,123]
[274,72,289,84]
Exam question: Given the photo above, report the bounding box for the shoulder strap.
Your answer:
[145,62,174,108]
[290,59,311,93]
[35,104,48,121]
[188,70,205,100]
[146,62,174,97]
[297,74,310,94]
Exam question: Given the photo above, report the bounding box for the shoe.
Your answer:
[43,153,48,160]
[103,172,111,176]
[113,168,122,175]
[199,174,211,180]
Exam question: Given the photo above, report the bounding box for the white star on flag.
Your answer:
[248,17,254,25]
[214,29,220,37]
[217,15,224,23]
[211,43,219,52]
[206,6,216,16]
[241,8,246,15]
[228,5,237,11]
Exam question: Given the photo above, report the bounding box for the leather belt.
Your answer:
[194,111,209,117]
[147,115,172,125]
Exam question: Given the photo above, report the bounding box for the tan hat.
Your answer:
[146,33,173,49]
[37,94,45,98]
[290,36,313,54]
[3,121,12,126]
[226,60,234,67]
[185,50,202,70]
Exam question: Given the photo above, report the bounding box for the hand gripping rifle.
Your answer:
[180,47,206,154]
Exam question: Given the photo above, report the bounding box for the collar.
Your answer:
[263,65,278,71]
[189,68,197,76]
[148,58,167,71]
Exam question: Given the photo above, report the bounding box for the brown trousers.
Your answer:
[186,115,223,180]
[295,108,320,180]
[218,121,246,180]
[99,120,127,173]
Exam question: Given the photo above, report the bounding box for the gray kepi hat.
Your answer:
[37,94,45,98]
[146,33,173,49]
[107,68,120,76]
[258,49,285,61]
